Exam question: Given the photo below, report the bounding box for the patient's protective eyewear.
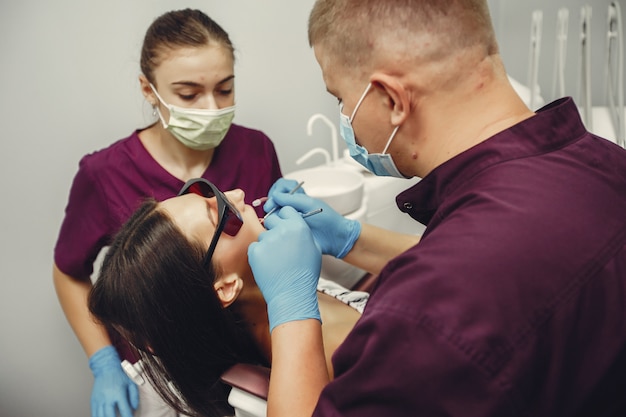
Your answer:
[178,178,244,266]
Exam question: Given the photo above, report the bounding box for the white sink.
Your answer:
[284,167,365,215]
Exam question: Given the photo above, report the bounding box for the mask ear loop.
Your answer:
[381,125,400,154]
[352,82,399,155]
[349,83,373,121]
[149,84,170,128]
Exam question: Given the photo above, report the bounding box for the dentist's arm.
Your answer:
[342,223,420,274]
[270,320,328,417]
[248,207,330,417]
[266,178,420,275]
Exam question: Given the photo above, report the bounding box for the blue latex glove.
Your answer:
[89,345,139,417]
[264,178,361,258]
[248,206,322,332]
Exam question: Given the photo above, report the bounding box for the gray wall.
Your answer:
[489,0,623,105]
[0,2,332,416]
[0,1,620,416]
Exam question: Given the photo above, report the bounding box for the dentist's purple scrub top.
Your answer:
[314,97,626,417]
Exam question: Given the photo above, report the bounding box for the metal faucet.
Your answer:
[307,113,339,165]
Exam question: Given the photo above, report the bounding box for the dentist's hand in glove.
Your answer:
[248,206,322,332]
[264,178,361,259]
[89,345,139,417]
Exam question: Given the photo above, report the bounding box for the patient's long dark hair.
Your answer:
[89,199,266,417]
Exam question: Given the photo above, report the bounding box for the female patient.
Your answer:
[88,178,367,417]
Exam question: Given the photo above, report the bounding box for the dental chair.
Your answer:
[220,363,270,417]
[219,272,378,417]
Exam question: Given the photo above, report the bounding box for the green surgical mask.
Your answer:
[150,84,235,151]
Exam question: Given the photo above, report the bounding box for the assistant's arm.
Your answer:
[53,263,112,356]
[54,162,139,417]
[54,263,139,417]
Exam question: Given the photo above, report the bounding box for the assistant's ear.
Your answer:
[139,74,158,107]
[213,273,244,307]
[371,73,410,126]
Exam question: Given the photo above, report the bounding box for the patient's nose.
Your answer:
[224,189,245,208]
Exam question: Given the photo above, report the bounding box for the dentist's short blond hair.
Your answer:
[308,0,498,74]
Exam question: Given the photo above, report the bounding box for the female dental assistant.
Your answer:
[53,9,281,417]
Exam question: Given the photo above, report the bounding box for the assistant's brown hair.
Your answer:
[140,8,235,85]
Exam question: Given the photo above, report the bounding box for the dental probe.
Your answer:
[259,207,323,225]
[301,208,323,218]
[262,181,304,221]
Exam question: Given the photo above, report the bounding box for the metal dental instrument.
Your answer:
[262,181,304,221]
[259,207,322,226]
[301,208,323,218]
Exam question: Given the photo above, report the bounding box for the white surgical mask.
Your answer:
[338,83,407,178]
[150,84,235,151]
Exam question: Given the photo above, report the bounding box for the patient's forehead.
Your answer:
[160,193,202,214]
[159,194,216,242]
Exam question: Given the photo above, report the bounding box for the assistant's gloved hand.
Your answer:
[264,178,361,258]
[89,345,139,417]
[248,206,322,332]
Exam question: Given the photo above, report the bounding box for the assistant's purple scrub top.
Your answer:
[54,123,282,360]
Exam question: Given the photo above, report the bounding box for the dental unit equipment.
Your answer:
[579,5,594,130]
[527,10,543,110]
[307,113,339,165]
[605,1,625,148]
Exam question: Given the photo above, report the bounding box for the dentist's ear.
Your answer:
[370,73,410,126]
[213,273,244,307]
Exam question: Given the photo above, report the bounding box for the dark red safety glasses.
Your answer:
[178,178,244,266]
